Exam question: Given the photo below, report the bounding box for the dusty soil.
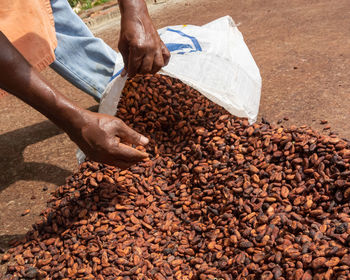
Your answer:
[1,0,349,275]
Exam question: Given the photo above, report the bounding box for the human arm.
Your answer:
[0,31,149,169]
[118,0,170,77]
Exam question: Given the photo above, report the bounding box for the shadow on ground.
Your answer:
[0,120,71,192]
[0,105,99,192]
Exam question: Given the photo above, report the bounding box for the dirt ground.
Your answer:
[1,0,350,275]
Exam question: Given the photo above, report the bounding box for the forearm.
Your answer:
[0,31,83,133]
[118,0,149,17]
[0,32,149,168]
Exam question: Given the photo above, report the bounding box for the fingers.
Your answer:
[128,47,144,77]
[161,41,171,66]
[106,139,148,165]
[140,53,154,74]
[137,48,168,75]
[76,111,149,169]
[109,120,149,165]
[151,51,164,74]
[113,119,149,146]
[126,41,170,77]
[114,142,148,161]
[95,140,148,168]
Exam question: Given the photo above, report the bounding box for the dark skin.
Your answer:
[0,0,170,169]
[118,0,170,77]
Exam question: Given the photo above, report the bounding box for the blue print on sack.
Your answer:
[109,68,123,81]
[165,28,202,54]
[165,43,193,52]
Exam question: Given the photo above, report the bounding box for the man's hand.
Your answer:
[118,0,170,77]
[68,110,149,169]
[0,31,148,169]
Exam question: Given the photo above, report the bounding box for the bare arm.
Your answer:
[0,31,148,169]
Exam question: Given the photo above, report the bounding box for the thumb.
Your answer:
[161,41,171,66]
[114,119,149,146]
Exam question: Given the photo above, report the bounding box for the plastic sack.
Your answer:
[100,15,261,123]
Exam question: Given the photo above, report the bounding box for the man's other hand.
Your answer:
[69,110,149,169]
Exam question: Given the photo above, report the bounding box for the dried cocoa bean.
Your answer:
[3,74,350,279]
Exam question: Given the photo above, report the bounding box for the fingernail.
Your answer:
[139,135,149,145]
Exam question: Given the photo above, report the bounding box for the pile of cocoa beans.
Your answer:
[2,74,350,280]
